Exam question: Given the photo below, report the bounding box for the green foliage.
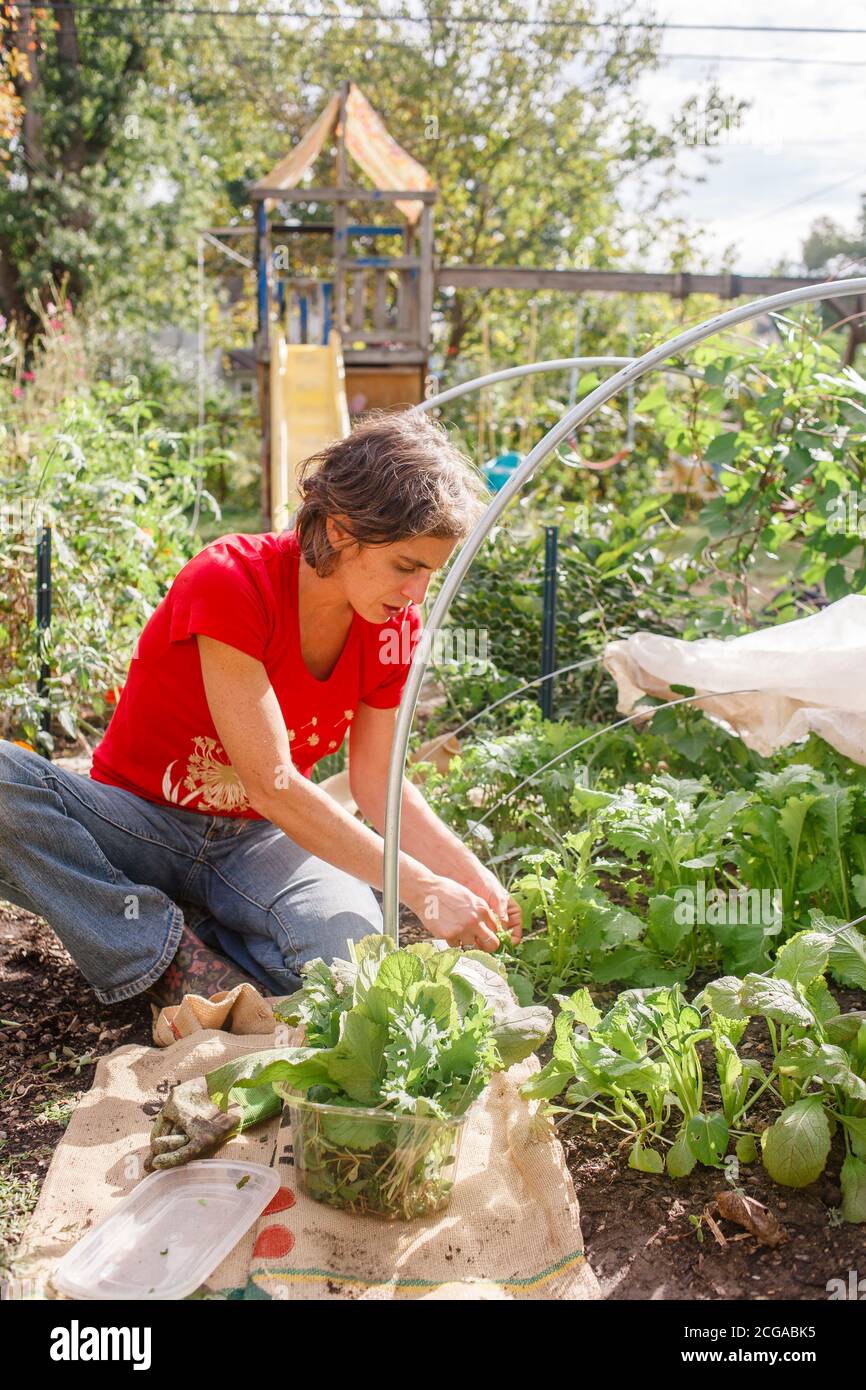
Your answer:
[802,194,866,275]
[524,935,866,1220]
[523,984,733,1178]
[444,501,699,721]
[0,310,222,747]
[245,936,554,1218]
[417,698,771,868]
[1,0,719,347]
[702,931,866,1209]
[478,750,866,1000]
[633,324,866,622]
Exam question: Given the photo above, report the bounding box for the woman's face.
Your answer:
[325,522,457,623]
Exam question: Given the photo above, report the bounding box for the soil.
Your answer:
[2,901,864,1299]
[0,901,153,1272]
[564,1009,866,1302]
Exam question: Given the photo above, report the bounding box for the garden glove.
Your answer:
[145,1044,304,1171]
[144,1077,242,1171]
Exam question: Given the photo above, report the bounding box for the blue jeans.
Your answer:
[0,739,382,1004]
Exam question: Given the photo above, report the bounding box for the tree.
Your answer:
[0,0,732,356]
[802,194,866,365]
[191,0,728,361]
[803,194,866,274]
[0,2,183,328]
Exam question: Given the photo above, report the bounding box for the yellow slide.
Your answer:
[270,330,351,531]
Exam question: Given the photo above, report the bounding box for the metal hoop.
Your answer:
[383,277,866,941]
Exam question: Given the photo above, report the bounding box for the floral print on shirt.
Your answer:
[162,735,251,813]
[161,710,356,813]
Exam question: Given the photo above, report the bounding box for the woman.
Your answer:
[0,411,522,1008]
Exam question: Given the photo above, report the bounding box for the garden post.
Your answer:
[36,523,52,743]
[540,525,559,720]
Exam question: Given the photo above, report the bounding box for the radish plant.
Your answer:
[524,924,866,1220]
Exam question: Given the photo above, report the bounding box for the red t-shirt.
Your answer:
[90,530,421,818]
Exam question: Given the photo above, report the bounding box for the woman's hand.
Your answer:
[460,860,523,946]
[412,874,504,952]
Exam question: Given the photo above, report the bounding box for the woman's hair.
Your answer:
[294,409,487,576]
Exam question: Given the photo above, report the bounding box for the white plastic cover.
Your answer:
[52,1160,280,1300]
[603,594,866,766]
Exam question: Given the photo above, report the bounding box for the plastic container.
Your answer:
[283,1090,469,1221]
[52,1160,280,1301]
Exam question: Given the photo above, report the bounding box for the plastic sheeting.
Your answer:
[603,594,866,765]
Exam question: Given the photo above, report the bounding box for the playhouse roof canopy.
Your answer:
[251,83,434,225]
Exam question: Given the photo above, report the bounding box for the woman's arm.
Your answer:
[348,703,523,943]
[196,636,502,950]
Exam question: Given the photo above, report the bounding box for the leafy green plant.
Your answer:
[524,924,866,1221]
[502,841,669,999]
[497,759,866,998]
[732,767,866,927]
[702,921,866,1218]
[522,984,746,1178]
[633,320,866,624]
[418,703,771,864]
[0,371,222,748]
[0,293,254,748]
[233,936,552,1219]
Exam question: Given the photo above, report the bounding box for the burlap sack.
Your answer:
[247,1058,598,1301]
[13,1032,599,1302]
[12,1032,283,1302]
[152,983,275,1047]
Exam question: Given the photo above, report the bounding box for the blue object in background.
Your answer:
[482,451,523,492]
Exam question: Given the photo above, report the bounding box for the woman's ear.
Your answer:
[324,513,356,553]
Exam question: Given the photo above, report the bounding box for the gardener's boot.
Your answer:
[143,921,265,1010]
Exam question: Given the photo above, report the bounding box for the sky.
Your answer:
[624,0,866,273]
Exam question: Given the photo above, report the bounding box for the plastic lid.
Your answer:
[53,1160,280,1301]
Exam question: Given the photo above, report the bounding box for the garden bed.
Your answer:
[2,905,862,1299]
[560,986,866,1300]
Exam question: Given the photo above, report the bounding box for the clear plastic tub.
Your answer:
[52,1160,280,1300]
[282,1091,469,1221]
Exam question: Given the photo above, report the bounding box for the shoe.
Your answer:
[144,922,265,1010]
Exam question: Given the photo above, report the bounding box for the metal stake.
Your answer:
[540,526,558,720]
[36,524,52,741]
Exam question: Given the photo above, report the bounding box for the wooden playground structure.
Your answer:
[199,82,860,530]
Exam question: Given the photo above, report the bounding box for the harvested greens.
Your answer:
[239,935,552,1219]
